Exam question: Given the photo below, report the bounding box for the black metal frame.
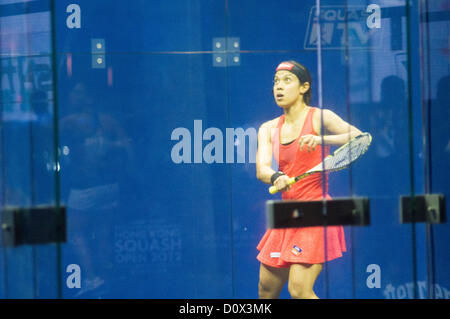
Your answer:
[266,197,370,229]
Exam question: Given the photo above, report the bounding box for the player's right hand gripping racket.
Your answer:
[269,132,372,194]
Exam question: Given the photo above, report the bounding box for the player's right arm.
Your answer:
[256,119,291,192]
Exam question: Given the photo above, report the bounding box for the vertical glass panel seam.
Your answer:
[49,0,62,299]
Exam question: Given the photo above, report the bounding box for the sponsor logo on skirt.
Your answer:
[291,245,302,256]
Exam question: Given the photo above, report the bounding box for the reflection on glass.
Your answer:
[59,81,133,297]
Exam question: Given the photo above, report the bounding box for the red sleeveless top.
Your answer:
[271,107,329,200]
[257,107,346,266]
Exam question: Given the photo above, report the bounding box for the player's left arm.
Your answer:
[299,109,363,152]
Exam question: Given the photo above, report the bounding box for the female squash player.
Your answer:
[256,60,363,299]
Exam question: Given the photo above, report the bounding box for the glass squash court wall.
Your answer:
[0,0,448,299]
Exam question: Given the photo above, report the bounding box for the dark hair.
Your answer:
[287,60,312,105]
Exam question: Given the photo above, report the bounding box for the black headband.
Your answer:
[275,61,311,84]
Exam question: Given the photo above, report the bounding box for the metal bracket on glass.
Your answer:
[266,197,370,229]
[213,37,240,67]
[1,206,66,247]
[399,194,446,224]
[92,38,105,69]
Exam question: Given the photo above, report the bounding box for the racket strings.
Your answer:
[325,135,370,170]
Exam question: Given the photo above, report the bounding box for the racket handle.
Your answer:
[268,177,296,194]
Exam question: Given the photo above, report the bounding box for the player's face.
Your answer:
[273,70,302,108]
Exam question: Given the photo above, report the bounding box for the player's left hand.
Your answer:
[298,134,321,152]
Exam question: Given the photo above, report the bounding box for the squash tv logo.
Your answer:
[304,4,382,50]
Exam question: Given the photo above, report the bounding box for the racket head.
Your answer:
[268,133,372,194]
[323,132,372,172]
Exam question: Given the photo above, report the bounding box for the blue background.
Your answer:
[0,0,449,298]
